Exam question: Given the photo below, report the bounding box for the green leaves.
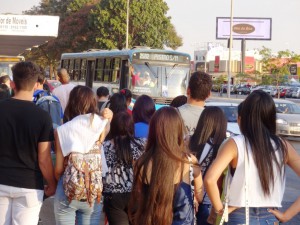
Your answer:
[22,0,182,75]
[259,46,300,86]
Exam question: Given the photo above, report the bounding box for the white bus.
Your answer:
[60,47,191,105]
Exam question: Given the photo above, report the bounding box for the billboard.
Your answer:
[216,17,272,40]
[0,15,59,37]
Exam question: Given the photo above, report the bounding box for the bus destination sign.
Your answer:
[133,52,189,63]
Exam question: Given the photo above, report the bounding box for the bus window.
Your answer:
[62,60,69,70]
[81,59,87,81]
[111,58,120,83]
[103,58,111,82]
[95,58,104,81]
[69,59,74,79]
[74,59,81,81]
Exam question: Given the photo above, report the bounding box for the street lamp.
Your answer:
[227,0,233,98]
[126,0,129,49]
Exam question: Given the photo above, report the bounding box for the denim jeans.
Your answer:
[226,207,280,225]
[0,184,43,225]
[196,203,211,225]
[54,178,102,225]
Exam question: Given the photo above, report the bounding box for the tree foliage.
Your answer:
[259,46,300,86]
[91,0,182,49]
[22,0,183,76]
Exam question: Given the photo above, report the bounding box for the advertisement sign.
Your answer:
[289,64,298,75]
[216,17,272,40]
[0,15,59,37]
[245,56,255,73]
[214,56,220,72]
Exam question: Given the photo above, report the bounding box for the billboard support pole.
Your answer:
[227,0,233,98]
[241,39,246,74]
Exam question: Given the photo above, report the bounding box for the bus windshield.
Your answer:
[129,63,189,98]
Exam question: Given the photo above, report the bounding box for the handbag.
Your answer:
[219,137,249,225]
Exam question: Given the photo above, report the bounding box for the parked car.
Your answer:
[235,86,250,95]
[205,101,240,136]
[275,99,300,137]
[285,87,297,98]
[292,87,300,98]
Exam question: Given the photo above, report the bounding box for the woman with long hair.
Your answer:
[54,85,112,225]
[132,94,155,138]
[102,111,146,225]
[205,90,300,225]
[129,107,203,225]
[189,106,227,225]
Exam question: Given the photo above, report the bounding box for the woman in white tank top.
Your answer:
[204,90,300,225]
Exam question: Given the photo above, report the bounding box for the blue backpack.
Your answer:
[34,90,62,129]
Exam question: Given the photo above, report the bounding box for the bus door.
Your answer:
[86,60,95,88]
[120,59,129,89]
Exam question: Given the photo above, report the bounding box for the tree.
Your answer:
[22,0,183,75]
[259,46,300,97]
[23,1,100,77]
[91,0,182,49]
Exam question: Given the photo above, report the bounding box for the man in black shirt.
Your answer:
[0,62,56,225]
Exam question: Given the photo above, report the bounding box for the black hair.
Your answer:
[96,86,109,98]
[170,95,187,108]
[132,95,156,124]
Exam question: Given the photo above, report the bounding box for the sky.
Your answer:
[1,0,300,59]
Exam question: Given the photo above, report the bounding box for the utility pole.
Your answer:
[126,0,129,49]
[227,0,234,98]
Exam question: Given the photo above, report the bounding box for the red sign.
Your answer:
[245,56,255,73]
[214,56,220,72]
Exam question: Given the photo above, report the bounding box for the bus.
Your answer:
[60,47,191,105]
[0,56,25,78]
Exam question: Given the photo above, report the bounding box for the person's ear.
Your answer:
[10,81,16,90]
[33,82,39,91]
[187,88,190,96]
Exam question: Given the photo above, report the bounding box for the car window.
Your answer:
[275,103,300,114]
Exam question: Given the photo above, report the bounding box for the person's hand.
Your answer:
[101,108,113,122]
[44,183,56,197]
[194,199,199,212]
[268,208,288,223]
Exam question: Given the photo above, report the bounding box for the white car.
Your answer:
[275,99,300,137]
[205,101,241,136]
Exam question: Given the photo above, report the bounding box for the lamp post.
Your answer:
[227,0,233,98]
[125,0,129,49]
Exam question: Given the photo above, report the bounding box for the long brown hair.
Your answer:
[63,85,99,123]
[189,106,227,164]
[240,90,287,196]
[129,107,188,225]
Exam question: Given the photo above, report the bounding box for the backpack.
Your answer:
[63,141,103,206]
[35,90,62,129]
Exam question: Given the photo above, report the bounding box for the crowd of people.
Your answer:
[0,61,300,225]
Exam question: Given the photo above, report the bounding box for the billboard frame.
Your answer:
[216,17,272,41]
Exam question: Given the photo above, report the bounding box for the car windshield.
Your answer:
[206,105,238,122]
[218,106,238,122]
[275,102,300,114]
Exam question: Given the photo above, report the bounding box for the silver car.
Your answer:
[275,99,300,137]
